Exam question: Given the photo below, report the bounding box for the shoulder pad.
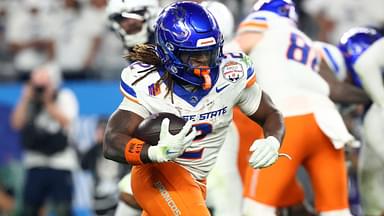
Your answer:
[120,62,157,102]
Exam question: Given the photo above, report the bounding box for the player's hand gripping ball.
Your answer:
[134,112,197,162]
[133,112,189,145]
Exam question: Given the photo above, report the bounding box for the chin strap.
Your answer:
[193,66,212,90]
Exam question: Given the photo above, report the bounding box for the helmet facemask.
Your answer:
[158,40,222,90]
[106,0,159,49]
[110,10,150,49]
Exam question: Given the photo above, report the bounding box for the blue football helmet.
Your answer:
[338,27,382,87]
[253,0,298,23]
[155,1,223,90]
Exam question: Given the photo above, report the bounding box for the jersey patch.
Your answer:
[222,61,244,82]
[148,83,161,96]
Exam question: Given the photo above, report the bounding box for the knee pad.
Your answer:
[242,198,277,216]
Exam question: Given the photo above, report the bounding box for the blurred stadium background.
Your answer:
[0,0,383,215]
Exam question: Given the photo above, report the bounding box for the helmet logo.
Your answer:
[160,8,191,43]
[170,65,178,74]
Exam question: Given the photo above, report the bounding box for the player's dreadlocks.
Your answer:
[126,44,175,102]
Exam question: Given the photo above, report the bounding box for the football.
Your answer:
[133,112,187,145]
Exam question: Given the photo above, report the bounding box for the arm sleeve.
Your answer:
[354,38,384,108]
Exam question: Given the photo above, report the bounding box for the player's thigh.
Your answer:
[304,138,349,212]
[131,163,210,216]
[243,157,304,207]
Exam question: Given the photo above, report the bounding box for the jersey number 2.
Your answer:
[193,123,212,141]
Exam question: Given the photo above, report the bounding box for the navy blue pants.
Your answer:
[23,167,73,216]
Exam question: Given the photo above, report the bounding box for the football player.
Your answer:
[337,27,384,216]
[106,0,159,51]
[103,2,285,215]
[229,0,369,215]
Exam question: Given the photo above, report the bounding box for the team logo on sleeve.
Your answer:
[222,61,244,82]
[148,83,161,96]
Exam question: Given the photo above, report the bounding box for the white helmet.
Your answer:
[106,0,160,49]
[201,1,234,41]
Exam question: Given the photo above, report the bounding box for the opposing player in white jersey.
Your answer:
[103,2,285,215]
[337,27,384,216]
[228,0,369,215]
[106,0,159,51]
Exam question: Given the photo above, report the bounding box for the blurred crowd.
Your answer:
[0,0,384,216]
[1,0,383,81]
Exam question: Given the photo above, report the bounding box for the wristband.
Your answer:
[124,138,145,165]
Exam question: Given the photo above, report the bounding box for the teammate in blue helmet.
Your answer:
[103,1,285,215]
[252,0,298,23]
[338,26,384,216]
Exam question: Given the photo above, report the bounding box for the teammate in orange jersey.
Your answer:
[103,2,285,215]
[227,0,370,215]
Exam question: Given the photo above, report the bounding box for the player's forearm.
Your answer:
[249,92,285,144]
[330,82,371,105]
[103,129,127,163]
[103,131,150,164]
[261,109,285,144]
[103,109,148,164]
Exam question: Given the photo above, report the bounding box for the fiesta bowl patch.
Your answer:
[222,61,244,82]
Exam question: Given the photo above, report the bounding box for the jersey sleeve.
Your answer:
[313,41,347,81]
[236,54,262,116]
[120,67,140,103]
[118,97,150,118]
[118,66,151,118]
[236,82,263,116]
[237,12,269,34]
[243,55,257,88]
